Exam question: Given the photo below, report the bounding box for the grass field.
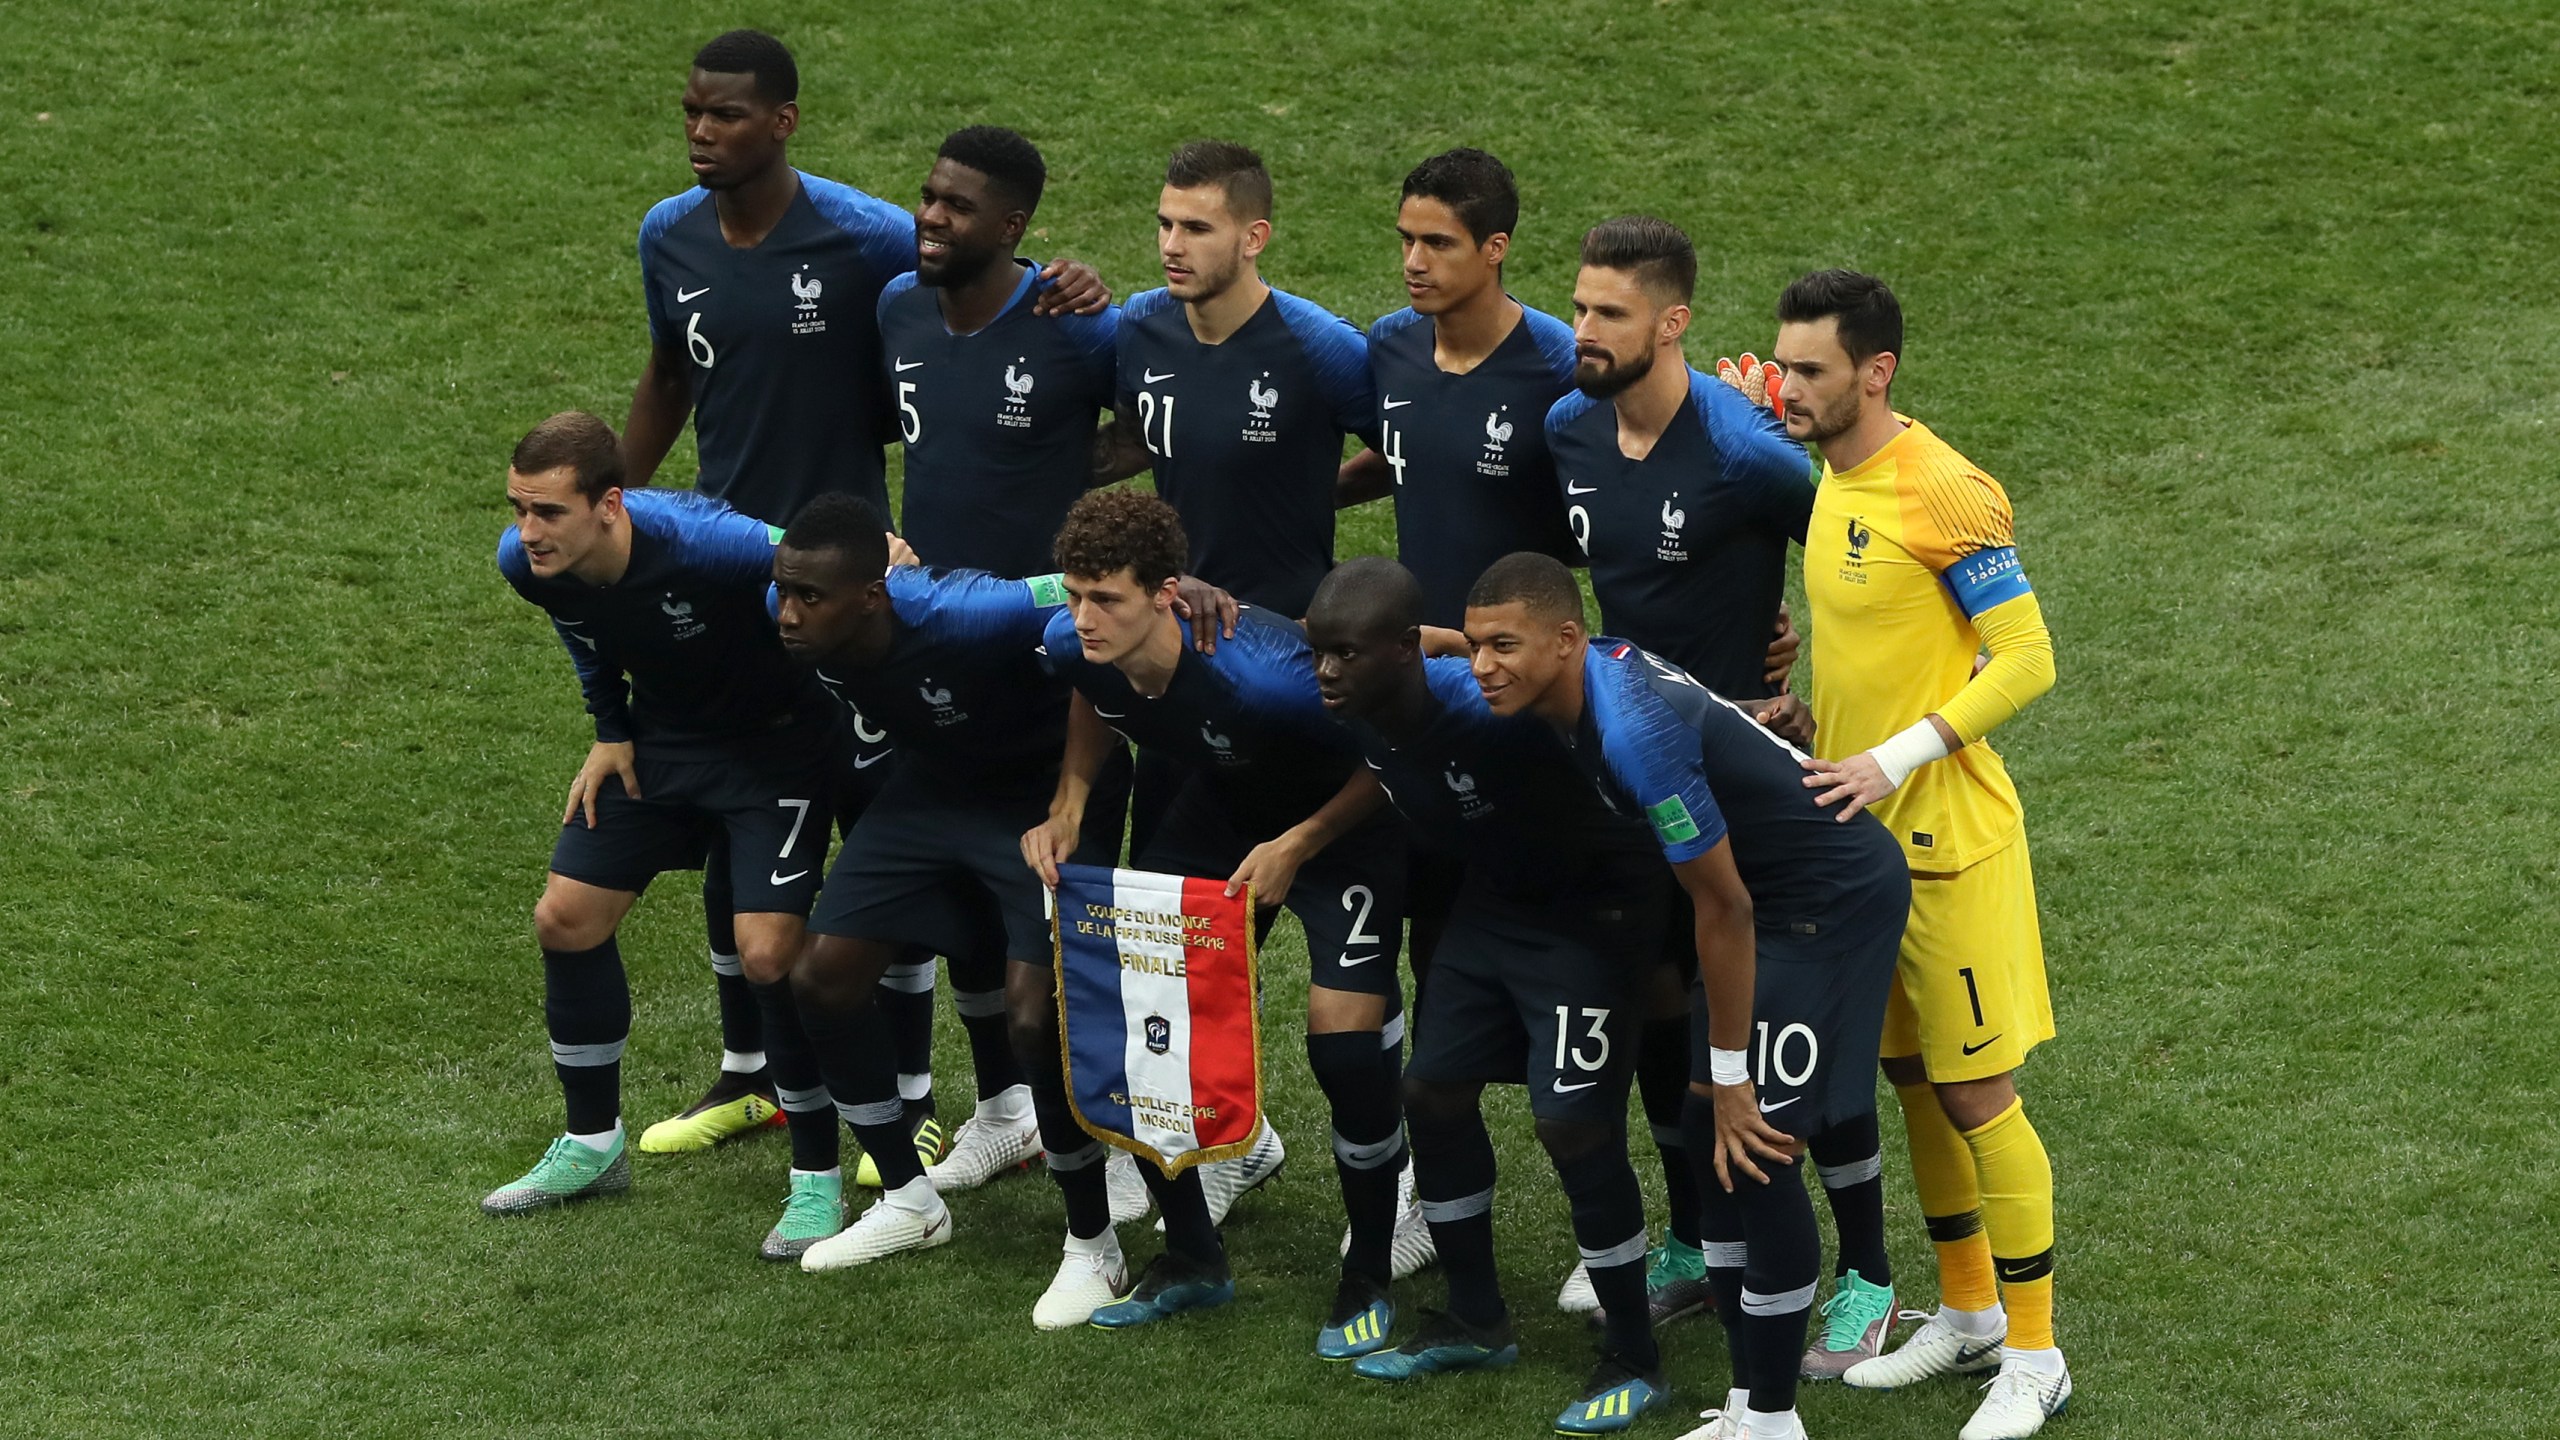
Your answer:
[5,2,2558,1436]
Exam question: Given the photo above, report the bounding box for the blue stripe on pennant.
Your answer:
[1058,866,1135,1141]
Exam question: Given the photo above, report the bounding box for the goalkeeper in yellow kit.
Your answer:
[1769,271,2068,1440]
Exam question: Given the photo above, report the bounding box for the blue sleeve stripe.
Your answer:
[1521,306,1579,386]
[1271,289,1375,435]
[800,172,917,280]
[1123,287,1177,322]
[1943,546,2033,617]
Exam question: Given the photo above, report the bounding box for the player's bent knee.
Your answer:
[1879,1053,1929,1089]
[532,892,617,953]
[789,935,877,1013]
[1933,1072,2019,1131]
[1304,984,1388,1034]
[1533,1115,1616,1167]
[1402,1077,1479,1131]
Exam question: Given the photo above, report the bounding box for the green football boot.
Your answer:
[480,1132,631,1216]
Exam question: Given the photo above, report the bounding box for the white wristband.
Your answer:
[1868,718,1952,791]
[1709,1047,1750,1086]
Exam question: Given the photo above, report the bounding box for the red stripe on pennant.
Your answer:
[1178,876,1257,1154]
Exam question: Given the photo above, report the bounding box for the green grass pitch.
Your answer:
[4,1,2557,1436]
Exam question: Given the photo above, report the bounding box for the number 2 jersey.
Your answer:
[1568,637,1904,930]
[1803,417,2054,873]
[638,171,916,527]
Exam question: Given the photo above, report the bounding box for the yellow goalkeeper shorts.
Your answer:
[1881,834,2054,1082]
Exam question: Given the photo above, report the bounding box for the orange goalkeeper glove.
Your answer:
[1715,353,1786,421]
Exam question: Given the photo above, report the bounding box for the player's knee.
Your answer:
[1402,1077,1475,1133]
[532,892,612,952]
[1879,1053,1929,1089]
[1003,975,1060,1071]
[788,944,866,1014]
[1933,1072,2018,1131]
[1533,1115,1617,1167]
[734,938,795,987]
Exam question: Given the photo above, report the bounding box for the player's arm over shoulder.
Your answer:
[1906,458,2055,742]
[654,492,784,589]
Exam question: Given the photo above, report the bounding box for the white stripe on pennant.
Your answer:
[1110,870,1200,1163]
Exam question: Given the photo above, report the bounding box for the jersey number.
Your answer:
[776,798,812,859]
[1380,419,1407,487]
[1554,1006,1613,1072]
[1137,391,1174,458]
[1754,1021,1818,1088]
[898,381,922,444]
[1340,884,1382,948]
[685,311,715,369]
[1569,504,1591,556]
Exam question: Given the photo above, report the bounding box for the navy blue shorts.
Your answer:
[1138,775,1408,1000]
[1687,887,1906,1140]
[548,739,833,916]
[1406,884,1666,1123]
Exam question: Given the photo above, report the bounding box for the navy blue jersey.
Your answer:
[1115,286,1375,615]
[1349,658,1654,905]
[877,261,1119,577]
[1546,369,1817,698]
[1041,607,1358,831]
[499,489,824,759]
[798,567,1071,801]
[1370,304,1582,627]
[639,172,915,526]
[1568,638,1903,928]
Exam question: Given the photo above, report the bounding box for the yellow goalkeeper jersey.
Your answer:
[1806,417,2054,874]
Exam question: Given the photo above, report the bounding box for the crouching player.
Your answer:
[1021,490,1411,1349]
[483,412,834,1223]
[1304,557,1677,1434]
[1465,553,1909,1440]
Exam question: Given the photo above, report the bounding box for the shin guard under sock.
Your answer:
[1809,1111,1890,1285]
[543,938,630,1136]
[1638,1015,1704,1248]
[1408,1093,1503,1329]
[1735,1156,1820,1417]
[749,977,837,1172]
[1897,1080,1997,1312]
[1308,1030,1406,1285]
[1962,1098,2056,1350]
[1555,1138,1658,1372]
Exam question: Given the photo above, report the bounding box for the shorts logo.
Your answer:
[1243,372,1279,443]
[999,357,1035,429]
[1645,795,1700,845]
[789,266,826,336]
[661,595,706,641]
[1143,1014,1171,1055]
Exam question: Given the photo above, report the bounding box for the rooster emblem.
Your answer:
[1845,514,1872,559]
[1201,722,1234,752]
[919,682,954,707]
[661,598,693,618]
[1484,410,1513,446]
[1660,498,1686,533]
[1444,765,1478,795]
[1247,374,1278,419]
[791,269,823,311]
[1005,359,1034,399]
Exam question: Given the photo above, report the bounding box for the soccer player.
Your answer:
[480,412,836,1229]
[1773,271,2067,1438]
[1099,139,1377,618]
[616,31,1107,1156]
[1021,490,1410,1350]
[1304,557,1676,1436]
[871,124,1127,1191]
[1551,216,1891,1336]
[1465,553,1910,1440]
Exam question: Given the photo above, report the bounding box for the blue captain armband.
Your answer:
[1944,546,2033,618]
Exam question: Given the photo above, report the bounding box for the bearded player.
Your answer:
[1774,270,2068,1438]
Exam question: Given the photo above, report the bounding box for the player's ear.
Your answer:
[1242,217,1271,259]
[1658,302,1692,347]
[597,487,624,523]
[773,102,798,142]
[1868,350,1898,396]
[1481,231,1510,268]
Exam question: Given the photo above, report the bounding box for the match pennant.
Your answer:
[1052,863,1261,1177]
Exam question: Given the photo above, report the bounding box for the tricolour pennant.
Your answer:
[1052,863,1260,1177]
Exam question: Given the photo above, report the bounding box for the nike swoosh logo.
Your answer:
[677,286,710,303]
[1953,1341,2002,1367]
[894,359,924,372]
[1338,953,1380,967]
[770,869,810,885]
[1551,1078,1598,1094]
[1757,1096,1802,1115]
[852,751,888,768]
[1142,370,1176,383]
[1565,482,1598,495]
[1380,397,1413,410]
[1961,1035,2003,1056]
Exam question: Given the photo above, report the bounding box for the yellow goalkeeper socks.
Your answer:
[1895,1081,1998,1314]
[1961,1097,2056,1350]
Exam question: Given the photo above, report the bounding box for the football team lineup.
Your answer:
[483,25,2067,1440]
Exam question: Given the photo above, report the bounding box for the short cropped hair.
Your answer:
[939,125,1046,216]
[510,411,625,502]
[1580,215,1695,305]
[780,493,890,578]
[1777,268,1904,366]
[1307,556,1425,638]
[1054,489,1188,591]
[693,29,798,106]
[1165,139,1273,223]
[1401,148,1519,247]
[1466,551,1584,625]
